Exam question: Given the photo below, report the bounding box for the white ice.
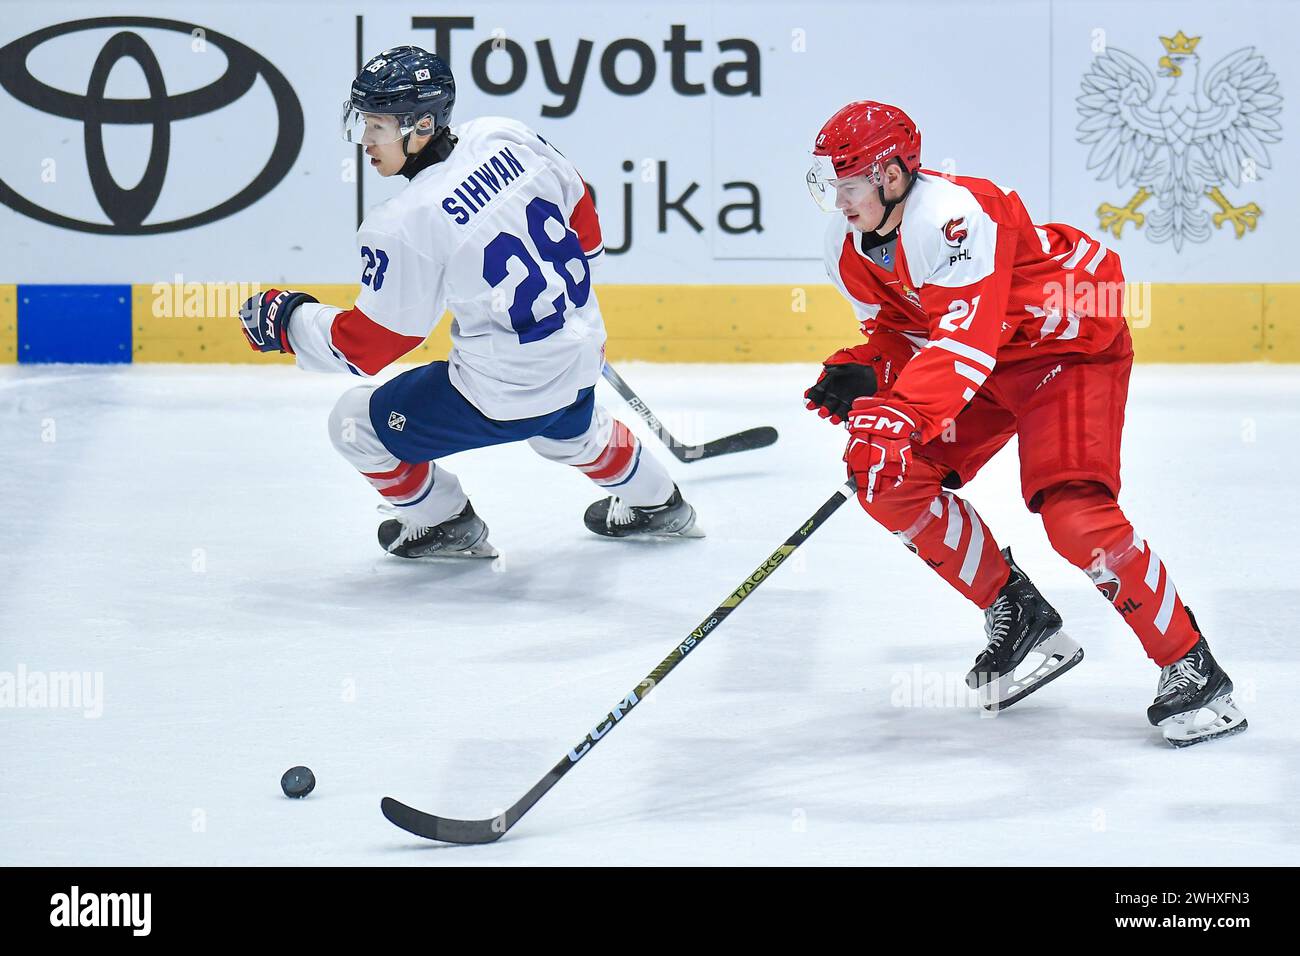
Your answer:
[2,362,1298,865]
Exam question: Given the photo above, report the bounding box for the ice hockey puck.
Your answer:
[281,766,316,798]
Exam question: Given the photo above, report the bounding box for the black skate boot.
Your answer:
[966,547,1084,711]
[378,501,498,559]
[584,485,703,538]
[1147,609,1247,747]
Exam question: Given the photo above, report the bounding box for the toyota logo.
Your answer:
[0,17,303,234]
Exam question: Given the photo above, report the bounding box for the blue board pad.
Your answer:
[18,284,132,364]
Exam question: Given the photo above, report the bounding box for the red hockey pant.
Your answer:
[857,328,1198,666]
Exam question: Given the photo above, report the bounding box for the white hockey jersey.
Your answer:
[289,116,607,421]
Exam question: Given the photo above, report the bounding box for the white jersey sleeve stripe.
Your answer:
[928,337,997,370]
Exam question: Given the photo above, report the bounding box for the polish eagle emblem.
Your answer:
[1076,31,1282,250]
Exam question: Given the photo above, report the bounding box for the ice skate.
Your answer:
[1148,609,1247,747]
[378,501,498,559]
[967,547,1084,711]
[584,485,703,539]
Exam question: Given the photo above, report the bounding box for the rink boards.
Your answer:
[1,282,1298,364]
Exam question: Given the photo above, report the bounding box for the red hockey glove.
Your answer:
[845,397,921,503]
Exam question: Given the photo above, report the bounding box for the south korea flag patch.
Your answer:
[388,411,407,432]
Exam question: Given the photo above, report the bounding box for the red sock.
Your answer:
[361,460,433,506]
[1038,483,1198,666]
[859,459,1010,608]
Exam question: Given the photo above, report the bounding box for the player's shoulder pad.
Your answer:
[356,195,435,264]
[454,115,562,163]
[357,194,407,239]
[454,115,536,145]
[899,172,997,289]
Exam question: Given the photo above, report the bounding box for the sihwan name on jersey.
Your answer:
[441,146,527,224]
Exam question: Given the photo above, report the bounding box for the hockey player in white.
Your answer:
[239,46,701,557]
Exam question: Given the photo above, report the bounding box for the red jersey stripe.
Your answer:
[330,306,426,376]
[569,182,603,255]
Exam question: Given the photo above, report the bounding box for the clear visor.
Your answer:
[806,153,883,212]
[341,104,433,145]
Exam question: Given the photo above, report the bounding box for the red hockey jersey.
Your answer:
[823,171,1127,443]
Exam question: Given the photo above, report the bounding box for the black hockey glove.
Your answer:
[805,355,879,424]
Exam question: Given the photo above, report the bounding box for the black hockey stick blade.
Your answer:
[601,363,778,464]
[380,797,504,845]
[685,425,780,462]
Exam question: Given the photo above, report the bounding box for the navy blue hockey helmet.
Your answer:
[342,45,455,146]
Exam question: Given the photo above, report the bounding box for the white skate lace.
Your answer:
[1157,658,1206,696]
[377,504,430,548]
[606,498,636,527]
[393,522,431,546]
[983,597,1013,651]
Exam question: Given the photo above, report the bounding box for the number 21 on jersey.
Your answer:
[939,295,980,332]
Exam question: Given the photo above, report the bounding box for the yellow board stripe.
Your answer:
[0,285,15,364]
[125,282,1300,365]
[129,283,452,365]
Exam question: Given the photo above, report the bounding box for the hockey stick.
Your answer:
[381,478,857,845]
[601,363,778,463]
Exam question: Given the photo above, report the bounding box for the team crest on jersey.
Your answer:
[388,412,406,432]
[943,217,967,246]
[1078,31,1282,251]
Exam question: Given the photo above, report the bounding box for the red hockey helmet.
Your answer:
[807,101,921,212]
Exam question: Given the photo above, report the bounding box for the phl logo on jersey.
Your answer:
[1077,31,1282,251]
[943,217,971,267]
[943,217,968,246]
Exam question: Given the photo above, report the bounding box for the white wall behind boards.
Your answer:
[1,0,1293,284]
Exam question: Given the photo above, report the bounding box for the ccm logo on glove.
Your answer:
[844,399,920,503]
[846,407,915,436]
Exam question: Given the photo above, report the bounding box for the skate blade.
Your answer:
[976,631,1085,712]
[386,538,500,560]
[667,506,705,538]
[430,539,499,559]
[667,518,705,538]
[449,540,499,558]
[599,513,705,539]
[1160,695,1248,747]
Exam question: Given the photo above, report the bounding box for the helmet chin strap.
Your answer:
[399,125,457,180]
[870,162,919,233]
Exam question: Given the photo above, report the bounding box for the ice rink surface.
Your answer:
[2,361,1298,866]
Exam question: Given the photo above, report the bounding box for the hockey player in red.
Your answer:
[804,101,1246,746]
